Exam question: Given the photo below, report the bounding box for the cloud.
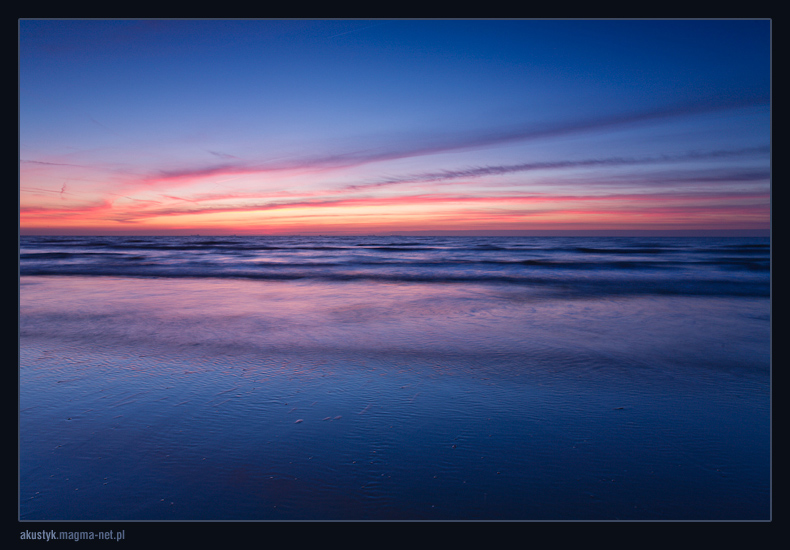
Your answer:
[207,150,239,160]
[140,97,769,186]
[606,168,770,186]
[76,186,769,225]
[344,94,769,167]
[152,163,248,181]
[344,146,771,190]
[21,160,85,167]
[20,199,114,216]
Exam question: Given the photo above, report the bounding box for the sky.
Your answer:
[19,19,771,236]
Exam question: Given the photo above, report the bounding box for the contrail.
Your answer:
[327,22,388,39]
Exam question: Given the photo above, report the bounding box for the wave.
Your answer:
[19,235,769,297]
[18,267,770,297]
[20,254,768,272]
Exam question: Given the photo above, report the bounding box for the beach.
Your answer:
[19,236,770,520]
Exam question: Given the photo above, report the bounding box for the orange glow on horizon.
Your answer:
[20,185,770,235]
[20,152,770,237]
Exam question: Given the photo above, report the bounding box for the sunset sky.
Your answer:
[19,19,771,236]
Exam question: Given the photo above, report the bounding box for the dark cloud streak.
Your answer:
[21,160,84,167]
[145,97,769,184]
[347,146,771,190]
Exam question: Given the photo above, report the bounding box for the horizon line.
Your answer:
[18,229,770,238]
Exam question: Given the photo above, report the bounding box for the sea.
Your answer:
[18,235,771,520]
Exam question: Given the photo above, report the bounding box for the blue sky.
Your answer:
[19,19,770,235]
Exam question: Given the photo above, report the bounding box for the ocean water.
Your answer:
[19,235,770,520]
